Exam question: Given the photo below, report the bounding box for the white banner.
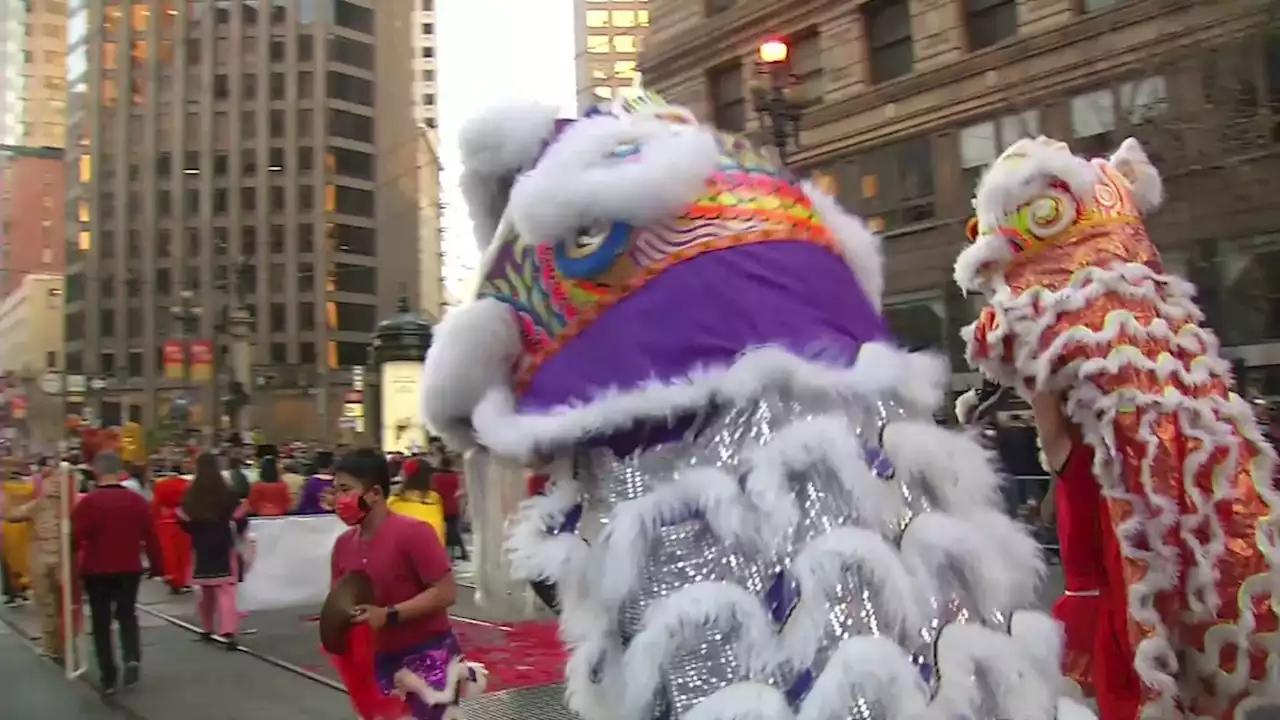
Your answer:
[237,514,347,612]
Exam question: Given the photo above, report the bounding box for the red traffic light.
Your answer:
[758,40,789,64]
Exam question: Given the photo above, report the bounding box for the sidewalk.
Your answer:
[0,624,124,720]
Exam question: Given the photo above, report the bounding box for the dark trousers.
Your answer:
[1,556,14,599]
[444,514,468,561]
[83,572,142,686]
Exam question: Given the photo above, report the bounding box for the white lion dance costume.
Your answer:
[955,135,1280,718]
[423,91,1093,720]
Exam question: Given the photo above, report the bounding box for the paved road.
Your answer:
[0,561,1065,720]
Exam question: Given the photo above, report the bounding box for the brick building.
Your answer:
[640,0,1280,394]
[0,154,65,301]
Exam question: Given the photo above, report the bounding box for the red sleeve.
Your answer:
[70,494,91,554]
[138,496,164,573]
[402,516,451,586]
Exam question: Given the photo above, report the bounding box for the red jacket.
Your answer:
[433,472,461,516]
[73,484,163,576]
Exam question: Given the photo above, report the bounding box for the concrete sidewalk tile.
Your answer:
[0,631,124,720]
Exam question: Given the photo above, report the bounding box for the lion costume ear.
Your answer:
[1108,137,1163,213]
[458,103,562,251]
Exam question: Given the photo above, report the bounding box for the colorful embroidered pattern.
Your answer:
[476,130,834,394]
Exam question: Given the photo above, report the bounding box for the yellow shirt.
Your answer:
[387,491,446,546]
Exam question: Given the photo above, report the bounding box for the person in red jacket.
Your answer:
[72,451,163,697]
[151,465,193,594]
[432,457,467,562]
[247,455,290,516]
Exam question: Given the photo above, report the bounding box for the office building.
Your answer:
[411,0,443,319]
[0,153,64,300]
[574,0,650,111]
[641,0,1280,394]
[0,0,67,147]
[0,273,65,446]
[63,0,419,437]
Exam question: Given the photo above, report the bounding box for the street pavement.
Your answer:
[0,559,1066,720]
[1,622,128,720]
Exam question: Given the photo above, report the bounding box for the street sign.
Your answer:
[39,371,63,395]
[88,377,107,391]
[339,417,358,429]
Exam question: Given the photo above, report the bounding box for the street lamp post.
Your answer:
[752,39,803,165]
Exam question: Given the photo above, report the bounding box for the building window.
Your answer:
[839,136,936,232]
[865,0,914,84]
[965,0,1018,51]
[1081,0,1123,11]
[958,111,1039,198]
[586,35,610,54]
[586,10,609,27]
[333,0,373,34]
[884,297,943,352]
[706,0,736,16]
[791,30,824,105]
[1070,76,1168,157]
[708,61,745,132]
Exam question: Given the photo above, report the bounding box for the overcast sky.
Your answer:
[435,0,578,304]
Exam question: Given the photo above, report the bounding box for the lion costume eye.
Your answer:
[565,224,610,259]
[1025,189,1075,238]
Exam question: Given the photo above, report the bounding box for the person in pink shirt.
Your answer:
[329,448,482,719]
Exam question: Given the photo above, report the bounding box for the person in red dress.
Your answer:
[151,463,193,594]
[1030,391,1141,720]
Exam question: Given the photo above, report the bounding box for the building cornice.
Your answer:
[639,0,834,79]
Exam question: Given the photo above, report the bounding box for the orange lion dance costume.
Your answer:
[955,135,1280,718]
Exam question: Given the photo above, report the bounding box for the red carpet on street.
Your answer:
[454,619,567,691]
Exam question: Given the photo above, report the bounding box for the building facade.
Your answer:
[0,273,65,447]
[0,154,65,300]
[64,0,419,439]
[411,0,443,320]
[641,0,1280,394]
[574,0,651,111]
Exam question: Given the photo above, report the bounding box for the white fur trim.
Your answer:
[471,343,948,459]
[972,137,1104,235]
[954,388,979,425]
[900,511,1043,615]
[742,414,902,543]
[392,659,485,705]
[783,527,924,669]
[932,623,1057,720]
[882,421,1007,519]
[421,297,521,448]
[794,637,930,720]
[595,466,752,610]
[1009,610,1066,685]
[684,682,796,720]
[1108,137,1163,213]
[620,581,781,720]
[507,113,721,246]
[458,102,562,250]
[801,181,885,310]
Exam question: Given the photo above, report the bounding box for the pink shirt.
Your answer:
[330,512,453,653]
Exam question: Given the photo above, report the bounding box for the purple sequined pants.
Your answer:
[373,632,470,720]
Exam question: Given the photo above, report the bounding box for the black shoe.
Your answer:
[2,598,17,608]
[221,633,238,650]
[101,682,118,699]
[197,631,215,643]
[123,662,140,688]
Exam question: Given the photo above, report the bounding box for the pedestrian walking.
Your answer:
[387,458,445,545]
[295,450,336,515]
[72,451,163,696]
[180,452,249,647]
[432,457,467,562]
[330,448,483,719]
[151,468,193,594]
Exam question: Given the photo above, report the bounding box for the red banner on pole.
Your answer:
[190,340,214,382]
[11,396,27,420]
[162,341,185,380]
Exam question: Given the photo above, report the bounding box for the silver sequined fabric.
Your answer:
[523,389,1060,720]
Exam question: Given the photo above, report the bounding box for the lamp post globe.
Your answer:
[758,39,789,64]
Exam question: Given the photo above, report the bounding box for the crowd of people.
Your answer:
[0,438,473,704]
